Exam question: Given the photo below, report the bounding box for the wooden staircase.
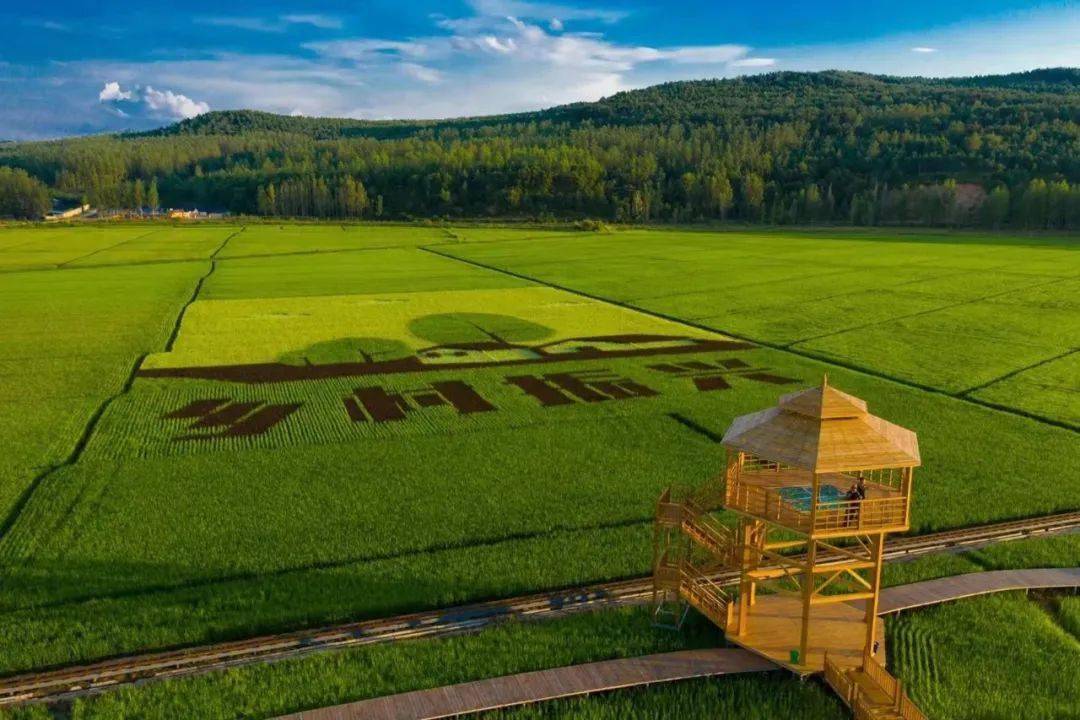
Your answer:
[680,500,738,567]
[824,652,928,720]
[652,490,737,630]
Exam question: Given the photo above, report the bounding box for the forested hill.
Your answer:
[2,69,1079,226]
[153,69,1080,139]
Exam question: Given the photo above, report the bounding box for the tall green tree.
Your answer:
[741,173,765,221]
[982,186,1011,228]
[706,173,734,219]
[0,167,51,219]
[147,177,160,210]
[132,178,145,210]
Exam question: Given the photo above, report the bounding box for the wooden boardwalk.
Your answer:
[878,567,1080,614]
[275,648,776,720]
[276,567,1080,720]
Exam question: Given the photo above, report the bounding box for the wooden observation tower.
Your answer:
[654,377,928,718]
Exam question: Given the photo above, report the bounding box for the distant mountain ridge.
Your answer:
[3,68,1077,227]
[148,69,1080,139]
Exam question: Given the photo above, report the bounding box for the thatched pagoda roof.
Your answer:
[721,377,920,473]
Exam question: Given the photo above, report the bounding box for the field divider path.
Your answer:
[782,272,1078,346]
[958,347,1079,397]
[0,352,149,544]
[0,237,448,275]
[627,263,979,308]
[1,511,1076,706]
[419,245,1080,433]
[162,226,243,351]
[54,228,164,268]
[0,228,242,547]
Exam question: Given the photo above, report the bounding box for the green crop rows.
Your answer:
[890,593,1080,719]
[444,228,1079,424]
[4,532,1072,720]
[0,223,1076,713]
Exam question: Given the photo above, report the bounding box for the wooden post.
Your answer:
[749,520,764,606]
[800,538,816,666]
[864,531,886,663]
[902,467,914,527]
[737,519,754,636]
[724,453,738,506]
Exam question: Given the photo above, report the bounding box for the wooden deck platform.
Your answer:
[878,567,1080,614]
[275,648,775,720]
[726,594,883,674]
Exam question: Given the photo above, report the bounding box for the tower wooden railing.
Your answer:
[825,652,929,720]
[655,489,683,526]
[862,654,899,699]
[724,479,807,530]
[724,476,909,535]
[679,562,731,628]
[852,687,878,720]
[813,496,908,534]
[681,502,738,567]
[897,692,928,720]
[822,652,855,706]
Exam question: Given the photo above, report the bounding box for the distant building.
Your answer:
[44,203,90,221]
[167,206,230,220]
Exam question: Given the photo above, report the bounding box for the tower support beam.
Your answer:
[863,532,886,662]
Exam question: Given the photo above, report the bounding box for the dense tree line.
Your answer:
[0,167,50,219]
[1,70,1079,227]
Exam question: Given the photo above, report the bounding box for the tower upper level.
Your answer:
[720,377,920,538]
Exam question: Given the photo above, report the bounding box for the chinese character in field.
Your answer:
[164,398,302,440]
[647,357,798,392]
[506,369,659,407]
[343,380,496,423]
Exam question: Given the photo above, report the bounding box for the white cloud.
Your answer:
[98,81,209,120]
[268,10,775,126]
[197,16,283,33]
[911,46,938,53]
[467,0,627,24]
[98,81,132,102]
[197,14,344,33]
[305,38,430,61]
[549,18,563,32]
[356,15,754,73]
[731,57,777,68]
[662,46,750,64]
[400,63,443,84]
[281,14,343,30]
[8,2,1080,141]
[143,86,210,119]
[24,19,70,32]
[481,35,518,54]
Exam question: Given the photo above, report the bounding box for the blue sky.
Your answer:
[1,0,1077,140]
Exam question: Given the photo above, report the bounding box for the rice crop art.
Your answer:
[0,223,1077,692]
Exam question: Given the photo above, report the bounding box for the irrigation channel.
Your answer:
[3,511,1078,706]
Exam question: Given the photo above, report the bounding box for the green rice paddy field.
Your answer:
[5,532,1076,720]
[0,223,1076,716]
